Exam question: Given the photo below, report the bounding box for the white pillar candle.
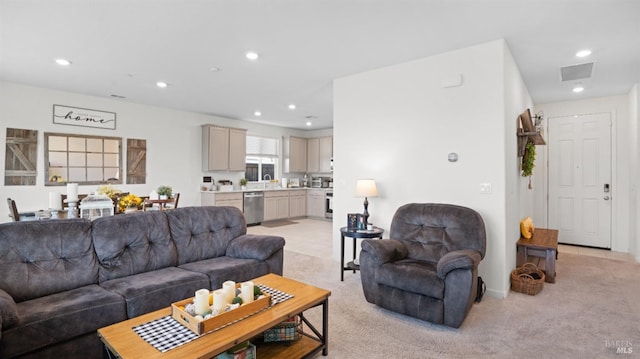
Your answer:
[222,281,236,303]
[66,183,78,202]
[213,289,226,311]
[49,192,62,210]
[241,281,254,304]
[194,289,210,315]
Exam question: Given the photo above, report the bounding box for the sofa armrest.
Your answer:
[0,288,19,330]
[361,239,408,264]
[436,249,481,279]
[226,234,285,261]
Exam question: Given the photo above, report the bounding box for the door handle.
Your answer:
[604,196,610,200]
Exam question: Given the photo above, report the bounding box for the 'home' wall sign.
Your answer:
[53,105,116,130]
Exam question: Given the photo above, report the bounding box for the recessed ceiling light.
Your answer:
[288,104,296,110]
[306,121,312,126]
[55,58,71,66]
[254,111,262,117]
[246,52,259,60]
[156,81,168,88]
[576,50,592,58]
[572,85,584,93]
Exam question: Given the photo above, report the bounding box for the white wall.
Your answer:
[0,81,325,222]
[630,84,639,261]
[534,95,632,253]
[503,44,535,293]
[333,39,532,298]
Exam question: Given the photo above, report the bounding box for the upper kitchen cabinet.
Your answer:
[307,136,333,173]
[307,138,319,172]
[284,136,307,173]
[319,136,333,173]
[202,125,247,171]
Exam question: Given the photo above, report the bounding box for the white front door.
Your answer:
[548,113,612,248]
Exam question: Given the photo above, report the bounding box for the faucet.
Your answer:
[263,174,271,181]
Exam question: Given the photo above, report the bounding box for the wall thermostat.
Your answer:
[448,153,458,162]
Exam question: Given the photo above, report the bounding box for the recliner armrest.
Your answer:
[0,288,19,330]
[436,249,481,279]
[361,239,408,264]
[226,234,285,261]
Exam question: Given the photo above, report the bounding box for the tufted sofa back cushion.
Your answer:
[0,219,97,302]
[92,211,177,282]
[166,206,247,265]
[390,203,486,262]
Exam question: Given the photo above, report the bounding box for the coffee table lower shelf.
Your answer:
[258,335,323,358]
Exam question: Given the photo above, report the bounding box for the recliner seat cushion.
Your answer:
[375,259,444,299]
[179,256,268,290]
[0,285,125,358]
[99,267,209,318]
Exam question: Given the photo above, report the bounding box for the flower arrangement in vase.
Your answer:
[119,194,143,213]
[97,185,121,198]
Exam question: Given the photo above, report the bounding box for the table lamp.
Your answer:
[355,179,378,225]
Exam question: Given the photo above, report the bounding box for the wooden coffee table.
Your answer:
[98,274,331,358]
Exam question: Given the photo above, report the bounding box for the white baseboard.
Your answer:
[486,288,507,299]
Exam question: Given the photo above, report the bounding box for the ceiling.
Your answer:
[1,0,639,130]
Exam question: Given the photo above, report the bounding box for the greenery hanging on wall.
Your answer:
[521,142,536,189]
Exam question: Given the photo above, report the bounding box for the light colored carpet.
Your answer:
[282,250,640,358]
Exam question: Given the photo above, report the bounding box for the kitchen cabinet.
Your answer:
[201,192,243,212]
[318,136,333,173]
[289,190,307,218]
[284,136,307,173]
[228,128,247,171]
[307,189,326,218]
[264,191,289,221]
[306,136,333,173]
[202,125,247,171]
[306,138,319,173]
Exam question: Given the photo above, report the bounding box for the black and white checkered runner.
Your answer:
[132,285,293,353]
[257,283,294,305]
[132,315,198,353]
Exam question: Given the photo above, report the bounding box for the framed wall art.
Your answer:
[53,105,116,130]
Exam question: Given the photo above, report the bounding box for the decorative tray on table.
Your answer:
[171,288,271,335]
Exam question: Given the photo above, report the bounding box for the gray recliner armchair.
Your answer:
[359,203,486,328]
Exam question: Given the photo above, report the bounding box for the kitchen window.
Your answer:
[245,135,279,181]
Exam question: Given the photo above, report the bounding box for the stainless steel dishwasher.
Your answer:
[243,191,264,225]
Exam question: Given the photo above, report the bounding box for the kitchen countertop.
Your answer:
[200,187,332,194]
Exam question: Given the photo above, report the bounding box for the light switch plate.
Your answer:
[480,183,492,194]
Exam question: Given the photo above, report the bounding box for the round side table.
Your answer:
[340,226,384,281]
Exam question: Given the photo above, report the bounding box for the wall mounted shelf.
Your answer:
[517,109,545,157]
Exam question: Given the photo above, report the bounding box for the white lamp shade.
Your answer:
[355,179,378,197]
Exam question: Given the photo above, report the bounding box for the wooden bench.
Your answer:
[516,228,558,283]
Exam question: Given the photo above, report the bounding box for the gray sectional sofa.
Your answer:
[0,206,285,359]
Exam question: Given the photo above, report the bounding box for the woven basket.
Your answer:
[511,263,545,295]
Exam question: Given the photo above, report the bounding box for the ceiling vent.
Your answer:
[560,62,595,82]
